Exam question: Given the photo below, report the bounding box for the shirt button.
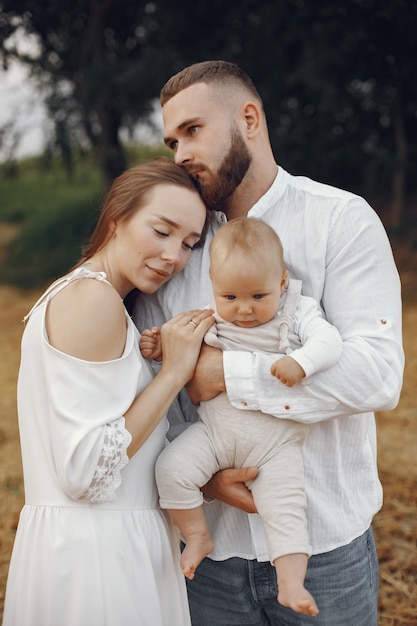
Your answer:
[380,318,387,325]
[241,401,248,407]
[284,405,290,410]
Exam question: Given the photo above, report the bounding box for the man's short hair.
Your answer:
[160,60,262,106]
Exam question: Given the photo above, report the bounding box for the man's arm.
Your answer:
[222,200,404,423]
[186,344,225,403]
[202,467,258,514]
[188,200,404,424]
[186,346,261,514]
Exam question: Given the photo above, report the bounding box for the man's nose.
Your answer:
[174,142,192,165]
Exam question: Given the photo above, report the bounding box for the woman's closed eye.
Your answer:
[154,229,198,252]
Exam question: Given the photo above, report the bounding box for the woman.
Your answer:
[3,157,214,626]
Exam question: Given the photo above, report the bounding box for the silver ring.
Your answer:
[188,319,197,328]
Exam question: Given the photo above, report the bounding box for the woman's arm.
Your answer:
[45,279,214,498]
[124,308,214,457]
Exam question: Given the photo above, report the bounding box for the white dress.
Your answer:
[3,268,191,626]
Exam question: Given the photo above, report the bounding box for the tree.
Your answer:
[0,0,170,186]
[149,0,417,224]
[1,0,416,224]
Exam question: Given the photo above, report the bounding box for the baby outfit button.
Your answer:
[241,401,248,407]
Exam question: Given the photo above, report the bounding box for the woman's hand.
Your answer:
[125,309,213,457]
[159,309,215,387]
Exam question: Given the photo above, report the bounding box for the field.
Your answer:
[0,234,416,623]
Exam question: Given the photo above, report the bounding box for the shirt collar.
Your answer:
[248,165,289,218]
[212,165,288,224]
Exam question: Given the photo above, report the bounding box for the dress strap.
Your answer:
[23,267,110,323]
[277,278,302,354]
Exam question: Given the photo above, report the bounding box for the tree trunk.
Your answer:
[80,0,126,188]
[97,106,127,189]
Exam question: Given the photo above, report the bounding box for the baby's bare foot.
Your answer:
[278,587,319,616]
[181,533,214,580]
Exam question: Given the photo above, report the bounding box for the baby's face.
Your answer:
[211,260,286,328]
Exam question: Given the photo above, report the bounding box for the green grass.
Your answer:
[0,144,170,288]
[0,170,102,222]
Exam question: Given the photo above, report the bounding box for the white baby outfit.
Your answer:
[156,279,342,563]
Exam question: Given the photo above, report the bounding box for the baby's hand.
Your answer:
[139,326,162,361]
[271,355,305,387]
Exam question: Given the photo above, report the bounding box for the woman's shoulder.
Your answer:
[46,275,127,362]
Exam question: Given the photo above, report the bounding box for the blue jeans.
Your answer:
[184,527,379,625]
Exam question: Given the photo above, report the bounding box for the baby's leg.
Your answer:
[155,421,220,579]
[245,419,318,615]
[168,506,214,580]
[274,553,319,616]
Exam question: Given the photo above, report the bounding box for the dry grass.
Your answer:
[374,304,417,625]
[0,243,416,624]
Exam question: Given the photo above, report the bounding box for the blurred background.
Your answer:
[0,1,416,624]
[0,0,416,285]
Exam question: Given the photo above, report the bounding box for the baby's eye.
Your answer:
[253,294,264,300]
[225,295,236,300]
[182,242,194,251]
[154,229,169,237]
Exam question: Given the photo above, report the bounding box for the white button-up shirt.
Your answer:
[134,166,404,559]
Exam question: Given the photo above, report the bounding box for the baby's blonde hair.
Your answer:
[209,217,285,274]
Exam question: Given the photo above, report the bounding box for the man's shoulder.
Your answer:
[287,170,358,203]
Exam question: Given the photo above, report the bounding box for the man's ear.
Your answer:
[240,101,262,138]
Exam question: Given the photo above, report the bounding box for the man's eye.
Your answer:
[189,126,198,135]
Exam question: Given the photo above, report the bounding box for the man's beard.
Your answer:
[195,127,251,211]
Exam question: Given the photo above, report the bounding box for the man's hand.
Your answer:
[186,344,226,404]
[202,467,258,514]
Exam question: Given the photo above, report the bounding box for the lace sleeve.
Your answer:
[79,417,132,503]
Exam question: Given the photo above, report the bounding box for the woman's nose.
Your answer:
[161,240,182,264]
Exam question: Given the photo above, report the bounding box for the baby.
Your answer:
[140,217,343,617]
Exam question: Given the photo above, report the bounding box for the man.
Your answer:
[134,60,404,625]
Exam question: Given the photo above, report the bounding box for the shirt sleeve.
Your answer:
[224,198,404,423]
[288,296,343,378]
[79,417,132,503]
